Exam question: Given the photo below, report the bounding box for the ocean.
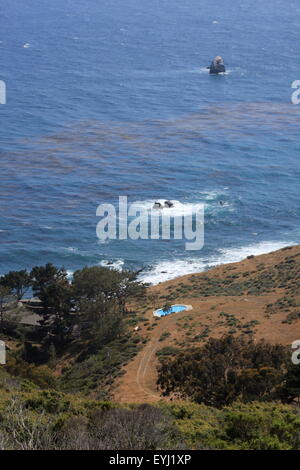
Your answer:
[0,0,300,284]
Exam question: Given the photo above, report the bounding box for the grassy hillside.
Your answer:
[0,246,300,449]
[114,245,300,403]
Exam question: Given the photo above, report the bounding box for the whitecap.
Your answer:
[100,259,124,271]
[139,240,296,285]
[139,258,207,285]
[205,240,293,268]
[65,247,78,252]
[131,199,204,218]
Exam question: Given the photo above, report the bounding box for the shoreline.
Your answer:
[140,240,298,286]
[147,243,300,298]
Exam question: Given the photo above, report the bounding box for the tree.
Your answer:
[0,270,32,301]
[3,397,54,450]
[0,286,15,332]
[148,291,159,309]
[279,364,300,405]
[71,266,146,351]
[30,264,72,341]
[239,367,283,401]
[114,269,146,315]
[157,335,288,407]
[72,266,146,316]
[77,296,124,348]
[31,263,67,297]
[72,266,120,315]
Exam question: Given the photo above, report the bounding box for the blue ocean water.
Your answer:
[0,0,300,283]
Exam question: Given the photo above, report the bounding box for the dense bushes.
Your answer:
[0,395,178,450]
[157,335,289,406]
[0,360,299,450]
[162,401,300,450]
[219,402,300,450]
[0,393,299,450]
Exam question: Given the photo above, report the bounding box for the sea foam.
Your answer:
[139,240,295,285]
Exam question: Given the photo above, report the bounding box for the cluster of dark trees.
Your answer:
[157,335,300,406]
[0,263,146,351]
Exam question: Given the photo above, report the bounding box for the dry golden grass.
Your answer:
[113,245,300,404]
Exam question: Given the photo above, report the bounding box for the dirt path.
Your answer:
[113,315,178,404]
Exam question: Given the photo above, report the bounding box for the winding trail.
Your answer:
[113,315,179,404]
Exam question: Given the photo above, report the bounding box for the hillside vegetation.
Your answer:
[0,246,300,449]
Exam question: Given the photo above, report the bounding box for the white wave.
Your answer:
[139,258,207,285]
[199,67,231,75]
[198,67,211,74]
[99,259,124,271]
[131,199,204,218]
[23,43,30,48]
[65,247,78,253]
[206,241,292,267]
[198,190,225,201]
[139,240,296,285]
